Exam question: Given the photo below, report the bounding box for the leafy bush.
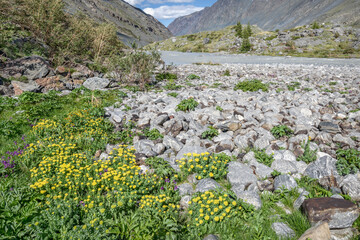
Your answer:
[177,152,231,180]
[271,125,293,139]
[176,98,199,112]
[234,79,268,92]
[311,22,320,29]
[336,148,360,176]
[110,50,161,90]
[254,149,274,167]
[156,72,178,81]
[187,74,200,80]
[0,0,123,64]
[297,138,317,164]
[201,126,219,140]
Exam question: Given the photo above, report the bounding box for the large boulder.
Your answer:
[0,56,51,80]
[83,77,110,90]
[298,221,331,240]
[11,80,41,96]
[195,178,221,193]
[302,197,359,229]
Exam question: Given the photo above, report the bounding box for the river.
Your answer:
[160,51,360,67]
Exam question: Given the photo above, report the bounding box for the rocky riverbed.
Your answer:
[103,63,360,239]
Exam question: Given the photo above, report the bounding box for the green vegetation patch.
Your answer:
[234,79,268,92]
[201,126,219,140]
[297,138,317,164]
[271,125,294,139]
[254,149,274,167]
[176,98,199,112]
[336,148,360,176]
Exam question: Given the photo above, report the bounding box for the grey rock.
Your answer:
[274,174,298,191]
[153,143,166,155]
[151,114,169,126]
[319,121,341,134]
[163,136,184,152]
[203,234,219,240]
[232,186,262,209]
[83,77,110,90]
[294,190,310,210]
[175,145,208,160]
[271,222,295,238]
[180,195,192,210]
[340,174,360,201]
[227,162,258,187]
[330,228,357,240]
[178,183,194,196]
[304,154,340,185]
[195,178,221,193]
[99,152,109,161]
[271,159,298,174]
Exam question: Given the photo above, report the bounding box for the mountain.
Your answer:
[63,0,172,46]
[168,0,360,36]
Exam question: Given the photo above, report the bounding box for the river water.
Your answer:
[160,51,360,67]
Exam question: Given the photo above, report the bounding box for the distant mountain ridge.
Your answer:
[63,0,172,46]
[168,0,360,36]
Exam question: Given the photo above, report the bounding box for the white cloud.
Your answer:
[124,0,145,5]
[148,0,194,3]
[144,5,203,19]
[124,0,193,6]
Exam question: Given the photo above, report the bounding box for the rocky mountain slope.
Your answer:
[147,23,360,58]
[168,0,360,36]
[63,0,172,46]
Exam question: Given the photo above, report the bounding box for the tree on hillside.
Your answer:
[246,22,252,37]
[235,21,242,38]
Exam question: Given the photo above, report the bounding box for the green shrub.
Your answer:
[223,69,231,76]
[187,74,200,80]
[156,72,178,81]
[297,138,317,164]
[234,79,268,92]
[336,148,360,176]
[1,0,123,64]
[176,98,199,112]
[215,106,223,111]
[254,149,274,167]
[311,22,320,29]
[287,82,301,91]
[167,92,178,98]
[271,125,293,139]
[265,35,277,41]
[164,79,182,90]
[143,128,163,141]
[201,126,219,140]
[234,21,243,38]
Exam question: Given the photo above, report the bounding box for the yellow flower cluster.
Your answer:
[188,191,242,226]
[177,152,230,180]
[25,109,162,212]
[139,194,180,213]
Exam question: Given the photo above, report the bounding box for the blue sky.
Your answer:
[124,0,217,26]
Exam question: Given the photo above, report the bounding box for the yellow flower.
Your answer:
[214,216,219,222]
[205,215,210,220]
[232,201,236,206]
[188,210,193,215]
[100,208,105,213]
[199,220,204,224]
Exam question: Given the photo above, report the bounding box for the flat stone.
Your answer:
[271,222,295,238]
[271,159,298,174]
[319,121,341,134]
[195,178,221,193]
[294,190,310,210]
[304,154,340,187]
[11,80,41,95]
[302,197,359,229]
[163,135,184,152]
[298,221,331,240]
[83,77,110,90]
[330,228,358,240]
